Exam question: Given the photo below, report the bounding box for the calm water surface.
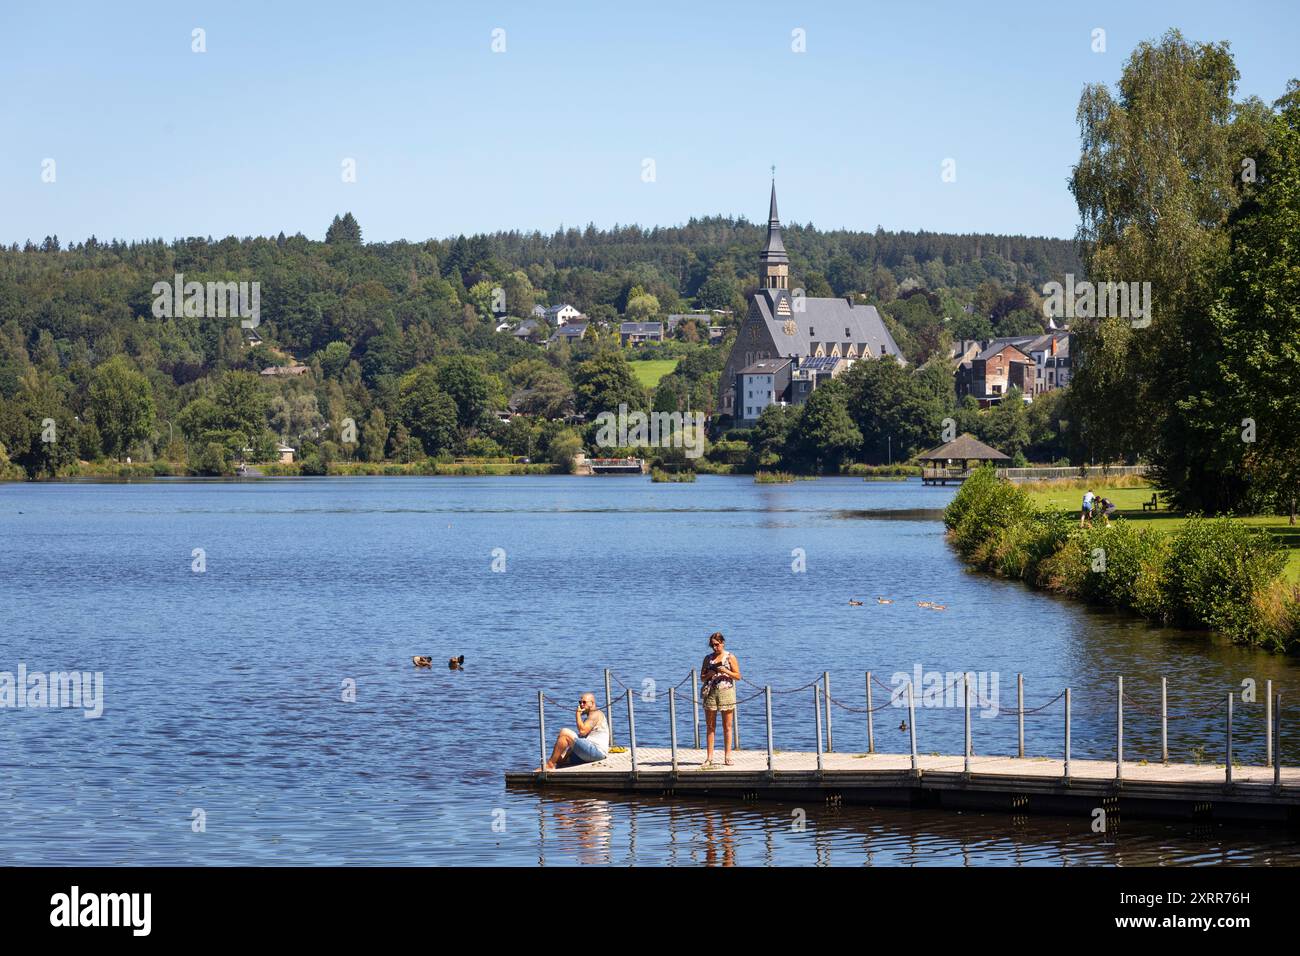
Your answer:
[2,476,1299,865]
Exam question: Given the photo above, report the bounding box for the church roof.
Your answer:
[750,289,904,362]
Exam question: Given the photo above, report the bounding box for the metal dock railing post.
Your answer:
[823,671,833,753]
[814,682,824,775]
[963,671,972,776]
[1116,676,1124,782]
[1266,679,1273,768]
[1161,677,1168,765]
[866,671,875,754]
[1017,673,1024,758]
[691,669,700,749]
[1226,692,1233,786]
[669,687,678,775]
[765,685,774,777]
[907,681,918,776]
[627,690,638,777]
[605,669,615,748]
[1274,693,1282,792]
[537,691,547,777]
[1064,688,1072,783]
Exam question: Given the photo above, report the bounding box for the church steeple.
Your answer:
[759,179,789,290]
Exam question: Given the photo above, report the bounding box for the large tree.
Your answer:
[398,365,459,456]
[1068,29,1272,502]
[87,356,156,460]
[841,357,950,464]
[572,351,647,418]
[1209,83,1300,519]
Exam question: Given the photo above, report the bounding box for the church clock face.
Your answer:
[782,319,797,337]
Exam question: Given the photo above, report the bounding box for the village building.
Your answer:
[666,314,709,336]
[720,182,904,426]
[619,321,664,346]
[547,322,588,347]
[260,364,309,377]
[512,318,543,342]
[952,330,1072,403]
[535,303,586,327]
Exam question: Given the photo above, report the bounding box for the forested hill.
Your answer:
[0,216,1080,363]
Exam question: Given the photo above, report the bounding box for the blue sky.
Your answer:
[1,0,1296,245]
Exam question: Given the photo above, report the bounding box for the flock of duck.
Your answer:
[413,655,465,670]
[847,597,946,610]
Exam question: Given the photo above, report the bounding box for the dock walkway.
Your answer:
[506,748,1300,824]
[506,670,1299,826]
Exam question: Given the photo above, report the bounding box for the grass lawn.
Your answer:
[630,358,679,388]
[1022,482,1300,583]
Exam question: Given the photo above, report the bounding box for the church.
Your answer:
[720,183,904,426]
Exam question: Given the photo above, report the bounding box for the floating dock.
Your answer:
[506,748,1300,825]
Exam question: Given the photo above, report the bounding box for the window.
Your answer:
[809,327,815,336]
[845,328,850,337]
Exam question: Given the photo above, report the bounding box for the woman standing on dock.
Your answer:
[700,632,741,768]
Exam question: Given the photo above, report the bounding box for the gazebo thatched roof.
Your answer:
[916,432,1011,463]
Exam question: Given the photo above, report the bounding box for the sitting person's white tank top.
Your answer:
[584,713,610,754]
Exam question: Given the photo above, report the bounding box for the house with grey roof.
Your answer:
[512,318,543,342]
[951,331,1072,399]
[619,322,663,347]
[667,314,709,335]
[719,182,904,422]
[735,359,793,422]
[547,322,588,347]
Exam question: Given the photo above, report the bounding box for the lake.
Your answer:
[2,476,1299,865]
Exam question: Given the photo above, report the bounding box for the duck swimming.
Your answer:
[412,656,433,668]
[448,655,465,670]
[876,597,893,605]
[848,599,864,607]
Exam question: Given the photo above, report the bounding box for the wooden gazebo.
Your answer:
[916,433,1010,485]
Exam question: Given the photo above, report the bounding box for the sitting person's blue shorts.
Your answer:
[566,735,608,764]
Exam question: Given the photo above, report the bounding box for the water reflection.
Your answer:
[524,788,1300,867]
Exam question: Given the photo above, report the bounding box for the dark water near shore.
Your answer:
[2,476,1299,866]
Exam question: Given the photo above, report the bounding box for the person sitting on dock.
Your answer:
[537,693,609,771]
[700,632,741,768]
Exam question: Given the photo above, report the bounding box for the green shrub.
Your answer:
[299,454,327,476]
[947,468,1034,559]
[1162,516,1286,643]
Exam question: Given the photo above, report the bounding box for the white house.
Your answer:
[541,304,586,327]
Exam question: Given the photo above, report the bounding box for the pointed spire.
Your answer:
[760,178,788,265]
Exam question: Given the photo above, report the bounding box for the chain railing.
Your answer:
[531,669,1285,789]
